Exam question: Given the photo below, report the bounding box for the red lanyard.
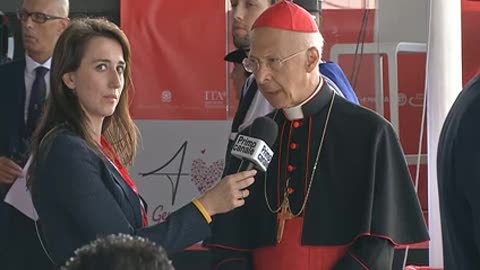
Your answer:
[101,137,149,226]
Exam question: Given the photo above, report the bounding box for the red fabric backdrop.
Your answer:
[121,0,228,120]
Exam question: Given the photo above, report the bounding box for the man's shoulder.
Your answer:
[0,60,26,106]
[0,59,25,75]
[333,97,393,132]
[0,60,25,96]
[456,74,480,112]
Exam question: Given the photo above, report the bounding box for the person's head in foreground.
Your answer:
[62,234,174,270]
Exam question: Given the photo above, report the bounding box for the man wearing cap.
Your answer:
[225,49,251,100]
[223,0,359,181]
[229,0,357,128]
[209,2,429,269]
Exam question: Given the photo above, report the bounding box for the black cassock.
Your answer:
[208,83,429,270]
[438,74,480,269]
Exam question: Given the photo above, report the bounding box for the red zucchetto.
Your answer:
[252,0,318,33]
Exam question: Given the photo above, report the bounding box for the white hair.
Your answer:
[54,0,70,16]
[251,27,325,64]
[308,32,324,60]
[292,31,325,63]
[22,0,69,16]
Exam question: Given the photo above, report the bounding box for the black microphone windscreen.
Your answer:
[249,117,278,148]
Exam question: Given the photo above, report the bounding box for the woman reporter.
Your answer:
[28,18,255,266]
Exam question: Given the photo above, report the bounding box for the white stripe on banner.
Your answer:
[426,0,463,267]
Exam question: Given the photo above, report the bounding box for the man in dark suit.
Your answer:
[438,73,480,269]
[0,0,69,269]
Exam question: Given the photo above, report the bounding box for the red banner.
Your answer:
[121,1,229,120]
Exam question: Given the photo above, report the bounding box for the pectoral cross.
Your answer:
[276,196,294,243]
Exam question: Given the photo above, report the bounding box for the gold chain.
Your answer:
[265,91,336,216]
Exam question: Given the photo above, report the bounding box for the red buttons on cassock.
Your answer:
[287,187,295,194]
[290,143,298,150]
[287,165,296,172]
[293,121,301,128]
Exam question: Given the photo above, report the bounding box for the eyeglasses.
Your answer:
[242,48,309,73]
[17,9,66,24]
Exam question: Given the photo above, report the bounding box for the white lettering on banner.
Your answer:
[408,93,424,107]
[161,90,172,103]
[204,90,226,101]
[204,90,226,108]
[359,91,424,108]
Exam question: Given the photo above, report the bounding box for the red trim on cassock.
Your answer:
[348,251,370,270]
[277,121,287,205]
[395,241,429,249]
[205,243,250,252]
[185,244,208,251]
[351,232,427,247]
[213,258,248,270]
[304,116,312,196]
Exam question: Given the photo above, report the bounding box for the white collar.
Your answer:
[282,78,323,120]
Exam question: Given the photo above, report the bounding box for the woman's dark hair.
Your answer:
[28,17,138,186]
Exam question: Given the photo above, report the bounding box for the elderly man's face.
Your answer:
[230,0,271,49]
[20,0,68,63]
[250,27,313,108]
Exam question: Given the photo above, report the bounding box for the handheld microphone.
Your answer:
[231,117,278,172]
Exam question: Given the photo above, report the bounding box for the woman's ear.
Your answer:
[306,47,320,72]
[62,72,76,90]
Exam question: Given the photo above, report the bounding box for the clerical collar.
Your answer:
[282,78,333,120]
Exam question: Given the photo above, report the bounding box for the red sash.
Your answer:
[253,217,349,270]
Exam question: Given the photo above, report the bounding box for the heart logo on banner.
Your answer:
[191,159,224,194]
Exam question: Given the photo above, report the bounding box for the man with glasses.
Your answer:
[222,0,358,183]
[0,0,69,269]
[209,2,429,269]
